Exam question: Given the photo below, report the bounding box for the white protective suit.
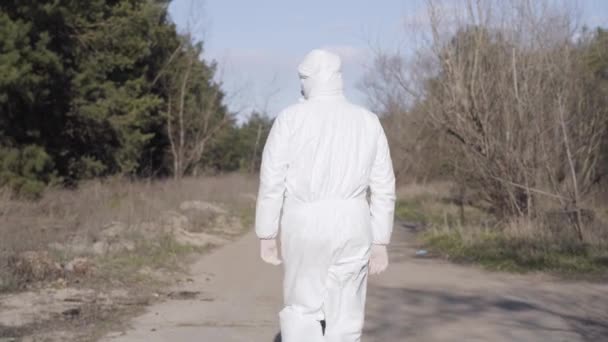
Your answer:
[255,49,396,342]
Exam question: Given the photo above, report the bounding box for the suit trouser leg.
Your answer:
[323,248,370,342]
[279,199,371,342]
[279,205,330,342]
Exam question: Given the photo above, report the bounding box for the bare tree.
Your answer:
[363,0,608,240]
[164,41,232,179]
[158,2,241,179]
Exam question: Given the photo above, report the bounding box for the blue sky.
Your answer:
[168,0,608,118]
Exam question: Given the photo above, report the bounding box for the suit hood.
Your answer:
[297,49,344,99]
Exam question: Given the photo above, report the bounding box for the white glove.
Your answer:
[369,244,389,275]
[260,239,282,266]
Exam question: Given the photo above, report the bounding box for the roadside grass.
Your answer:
[395,184,489,228]
[0,173,257,293]
[396,182,608,275]
[237,205,256,232]
[0,173,258,340]
[94,233,209,289]
[422,228,608,274]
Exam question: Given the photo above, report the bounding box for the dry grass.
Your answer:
[395,181,489,227]
[0,173,258,291]
[396,181,608,274]
[0,174,256,253]
[0,173,259,340]
[396,181,452,202]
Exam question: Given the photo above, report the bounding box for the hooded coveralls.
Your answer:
[255,49,396,342]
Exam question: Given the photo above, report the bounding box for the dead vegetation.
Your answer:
[365,0,608,273]
[0,173,257,340]
[396,181,608,274]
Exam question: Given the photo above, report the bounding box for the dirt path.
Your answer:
[101,224,608,342]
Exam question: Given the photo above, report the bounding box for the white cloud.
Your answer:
[321,45,369,64]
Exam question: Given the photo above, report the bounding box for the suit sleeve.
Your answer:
[255,113,290,239]
[369,121,396,244]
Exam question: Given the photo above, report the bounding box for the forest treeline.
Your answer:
[2,0,608,228]
[0,0,272,198]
